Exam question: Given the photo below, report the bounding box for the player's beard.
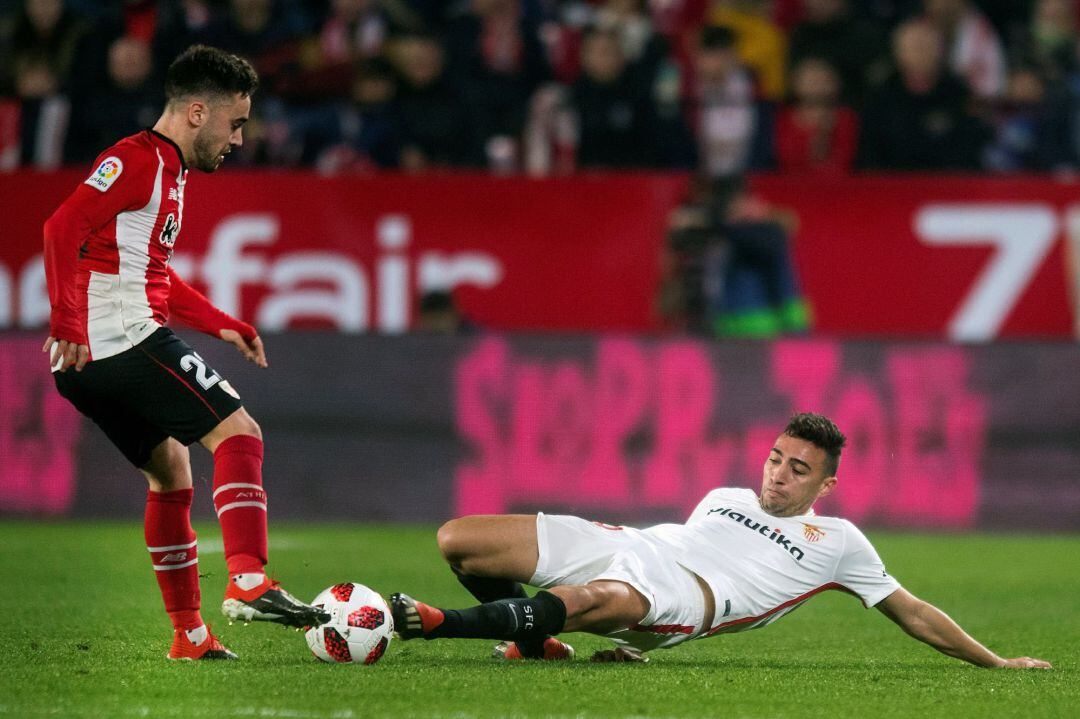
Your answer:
[192,130,227,172]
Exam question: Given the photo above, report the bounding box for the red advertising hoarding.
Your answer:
[0,171,1075,338]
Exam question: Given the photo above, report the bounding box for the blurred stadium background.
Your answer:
[2,0,1078,529]
[2,1,1079,716]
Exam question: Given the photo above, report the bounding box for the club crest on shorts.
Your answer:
[801,522,826,542]
[159,213,179,247]
[85,156,123,191]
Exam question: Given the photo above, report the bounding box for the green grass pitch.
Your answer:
[0,522,1075,719]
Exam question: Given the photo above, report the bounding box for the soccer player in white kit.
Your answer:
[391,413,1051,668]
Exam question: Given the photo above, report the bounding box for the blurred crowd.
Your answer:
[3,0,1080,175]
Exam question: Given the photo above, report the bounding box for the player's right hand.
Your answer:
[42,336,90,373]
[1000,657,1052,669]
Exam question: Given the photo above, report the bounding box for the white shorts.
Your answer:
[530,513,707,651]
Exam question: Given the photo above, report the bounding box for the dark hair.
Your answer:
[165,45,259,103]
[699,25,737,51]
[419,290,456,313]
[784,412,846,477]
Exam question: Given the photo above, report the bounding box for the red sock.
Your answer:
[145,488,202,631]
[213,435,268,576]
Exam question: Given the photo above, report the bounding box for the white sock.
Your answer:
[185,625,208,646]
[232,572,267,591]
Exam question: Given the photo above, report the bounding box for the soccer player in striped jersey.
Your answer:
[42,45,328,660]
[391,413,1051,669]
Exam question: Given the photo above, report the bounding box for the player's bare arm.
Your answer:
[876,587,1051,669]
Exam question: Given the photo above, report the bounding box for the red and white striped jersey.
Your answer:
[44,129,253,362]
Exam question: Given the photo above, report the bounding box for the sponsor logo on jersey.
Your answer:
[168,188,178,201]
[160,213,179,247]
[85,156,123,191]
[707,507,808,561]
[801,522,826,542]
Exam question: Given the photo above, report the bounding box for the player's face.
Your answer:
[759,434,836,517]
[193,93,250,172]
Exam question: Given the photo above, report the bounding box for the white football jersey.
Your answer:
[641,487,901,636]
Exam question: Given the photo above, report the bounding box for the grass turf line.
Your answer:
[0,522,1075,719]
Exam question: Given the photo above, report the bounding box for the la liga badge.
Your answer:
[85,156,124,192]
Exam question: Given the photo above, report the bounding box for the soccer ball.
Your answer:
[305,583,394,664]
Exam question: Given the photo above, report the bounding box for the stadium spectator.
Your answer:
[282,0,422,102]
[706,0,787,101]
[858,19,988,170]
[983,66,1072,172]
[566,28,660,168]
[774,57,858,175]
[197,0,308,94]
[0,0,89,168]
[921,0,1006,99]
[392,32,475,169]
[1010,0,1078,86]
[444,0,551,171]
[787,0,889,105]
[299,57,404,172]
[0,0,88,94]
[691,25,770,179]
[65,36,163,164]
[4,55,69,168]
[591,0,672,95]
[74,1,213,89]
[317,0,417,64]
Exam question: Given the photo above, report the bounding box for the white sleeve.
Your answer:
[834,521,901,608]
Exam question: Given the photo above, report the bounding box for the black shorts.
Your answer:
[54,327,244,468]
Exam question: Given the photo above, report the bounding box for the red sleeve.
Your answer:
[167,266,257,342]
[43,203,92,343]
[43,147,153,343]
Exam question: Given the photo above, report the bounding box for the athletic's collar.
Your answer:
[148,128,188,172]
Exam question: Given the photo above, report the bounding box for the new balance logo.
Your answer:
[168,188,178,201]
[160,552,188,563]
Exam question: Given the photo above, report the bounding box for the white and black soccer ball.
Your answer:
[305,583,393,664]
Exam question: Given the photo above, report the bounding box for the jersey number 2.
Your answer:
[180,353,222,390]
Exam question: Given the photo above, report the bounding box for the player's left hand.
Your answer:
[1000,657,1052,669]
[219,329,268,368]
[589,647,649,663]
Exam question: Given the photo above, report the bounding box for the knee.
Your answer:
[222,409,262,441]
[436,519,467,566]
[143,451,192,492]
[234,413,262,440]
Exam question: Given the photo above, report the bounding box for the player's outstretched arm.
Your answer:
[876,588,1051,669]
[166,267,267,367]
